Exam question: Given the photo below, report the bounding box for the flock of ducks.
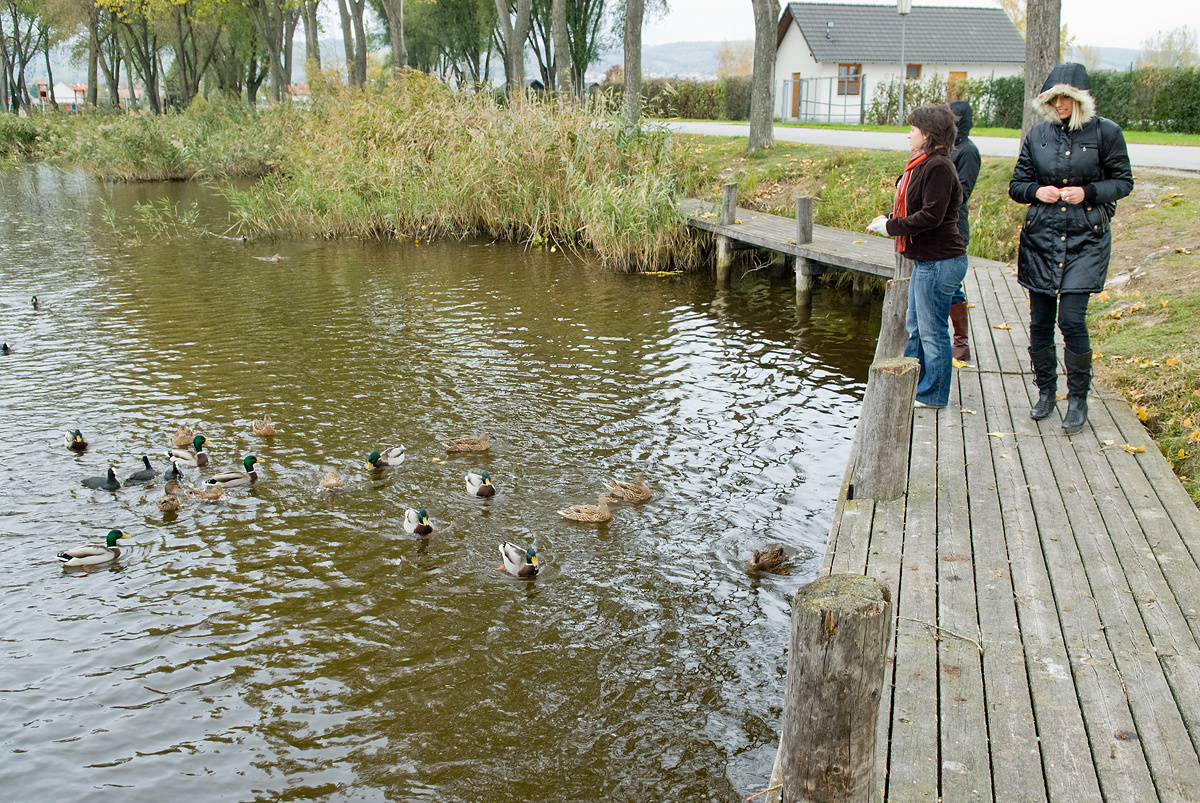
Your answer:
[56,422,676,579]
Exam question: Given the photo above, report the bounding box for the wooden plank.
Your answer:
[957,362,1047,802]
[935,370,994,802]
[866,496,908,802]
[883,405,940,802]
[977,364,1103,803]
[1064,393,1200,798]
[826,497,876,576]
[1001,369,1156,802]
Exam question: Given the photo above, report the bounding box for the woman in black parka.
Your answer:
[1010,63,1133,433]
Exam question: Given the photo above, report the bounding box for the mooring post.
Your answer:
[794,197,815,306]
[873,278,910,362]
[849,356,919,501]
[779,574,891,803]
[716,183,737,284]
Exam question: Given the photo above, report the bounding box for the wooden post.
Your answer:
[795,258,815,307]
[873,277,910,362]
[850,356,919,501]
[795,197,813,244]
[716,183,737,283]
[894,252,912,280]
[779,574,892,803]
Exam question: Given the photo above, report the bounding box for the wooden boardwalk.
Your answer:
[821,256,1200,802]
[678,197,898,278]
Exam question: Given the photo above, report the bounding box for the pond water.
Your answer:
[0,166,878,801]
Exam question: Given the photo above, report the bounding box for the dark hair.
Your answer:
[906,104,958,154]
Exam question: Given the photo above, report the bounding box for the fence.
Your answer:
[777,75,867,124]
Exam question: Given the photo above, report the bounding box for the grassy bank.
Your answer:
[767,121,1200,147]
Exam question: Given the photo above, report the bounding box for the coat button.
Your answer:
[1061,206,1067,212]
[1087,206,1092,211]
[1065,150,1071,155]
[1094,225,1099,230]
[1059,262,1064,267]
[1062,178,1069,184]
[1061,236,1066,241]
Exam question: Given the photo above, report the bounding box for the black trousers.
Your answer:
[1029,291,1091,355]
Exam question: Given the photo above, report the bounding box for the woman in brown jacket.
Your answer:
[868,103,966,408]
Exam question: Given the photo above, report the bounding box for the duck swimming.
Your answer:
[163,460,184,482]
[205,455,261,489]
[367,445,406,469]
[319,470,343,489]
[403,508,434,536]
[57,529,132,566]
[442,432,492,452]
[251,415,275,437]
[66,429,89,452]
[466,470,496,497]
[604,474,653,504]
[171,424,195,448]
[497,542,539,577]
[747,544,793,574]
[82,468,120,491]
[557,493,614,523]
[124,455,158,485]
[157,480,183,512]
[167,434,210,468]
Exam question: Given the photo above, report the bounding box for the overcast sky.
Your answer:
[642,0,1199,51]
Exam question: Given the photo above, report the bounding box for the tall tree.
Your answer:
[1022,0,1060,135]
[494,0,530,95]
[550,0,569,92]
[1138,26,1198,69]
[748,0,778,153]
[246,0,298,98]
[620,0,641,124]
[377,0,408,76]
[300,0,321,71]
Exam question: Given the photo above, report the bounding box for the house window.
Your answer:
[838,64,862,96]
[905,64,922,81]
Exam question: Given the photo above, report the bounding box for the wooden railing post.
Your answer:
[849,356,919,502]
[716,183,737,283]
[795,197,813,244]
[779,574,891,803]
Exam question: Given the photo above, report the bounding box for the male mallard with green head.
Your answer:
[167,434,210,468]
[57,529,132,566]
[403,508,434,536]
[466,470,496,497]
[205,455,261,488]
[367,445,406,469]
[497,542,539,577]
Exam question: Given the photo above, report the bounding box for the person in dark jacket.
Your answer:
[1009,63,1133,433]
[868,103,966,409]
[948,99,980,361]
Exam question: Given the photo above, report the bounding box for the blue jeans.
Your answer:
[905,255,969,407]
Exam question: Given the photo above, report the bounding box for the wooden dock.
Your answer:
[819,256,1200,802]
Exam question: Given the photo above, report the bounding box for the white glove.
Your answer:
[866,215,891,236]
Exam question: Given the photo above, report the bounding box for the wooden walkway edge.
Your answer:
[817,256,1200,802]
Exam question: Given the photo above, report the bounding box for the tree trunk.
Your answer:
[551,0,570,94]
[748,0,779,153]
[350,0,367,86]
[302,0,321,71]
[494,0,531,97]
[86,6,99,106]
[379,0,408,77]
[621,0,642,125]
[1022,0,1061,136]
[43,37,57,110]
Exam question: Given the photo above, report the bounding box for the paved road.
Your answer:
[667,121,1200,173]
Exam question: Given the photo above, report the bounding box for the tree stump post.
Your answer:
[795,197,813,245]
[796,258,815,307]
[850,357,919,501]
[779,574,892,803]
[716,183,737,283]
[873,278,910,362]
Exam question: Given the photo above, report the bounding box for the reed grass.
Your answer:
[223,71,700,271]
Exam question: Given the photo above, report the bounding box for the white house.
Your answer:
[775,2,1025,123]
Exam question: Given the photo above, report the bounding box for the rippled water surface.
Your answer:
[0,166,878,801]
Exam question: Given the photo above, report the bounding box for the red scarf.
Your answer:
[892,150,930,253]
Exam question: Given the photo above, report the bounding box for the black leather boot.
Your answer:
[1029,345,1058,421]
[1062,349,1093,434]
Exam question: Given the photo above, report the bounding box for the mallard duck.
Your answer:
[163,460,184,482]
[57,529,132,566]
[124,455,158,485]
[205,455,261,488]
[466,470,496,497]
[557,493,614,523]
[167,434,210,468]
[251,415,275,437]
[82,468,120,491]
[442,432,493,452]
[748,544,793,573]
[2,342,12,355]
[403,508,434,536]
[183,483,227,503]
[66,429,89,452]
[32,295,44,310]
[157,480,183,512]
[604,474,653,504]
[497,542,539,577]
[171,424,195,448]
[367,445,406,469]
[319,470,343,489]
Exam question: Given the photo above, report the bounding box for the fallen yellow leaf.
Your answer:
[961,408,977,415]
[993,323,1012,330]
[988,431,1007,439]
[952,358,972,369]
[1101,439,1115,446]
[853,239,863,243]
[734,219,743,224]
[1121,444,1146,454]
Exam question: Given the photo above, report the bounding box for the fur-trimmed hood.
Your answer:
[1033,63,1096,127]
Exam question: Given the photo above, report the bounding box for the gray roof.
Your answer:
[780,2,1025,65]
